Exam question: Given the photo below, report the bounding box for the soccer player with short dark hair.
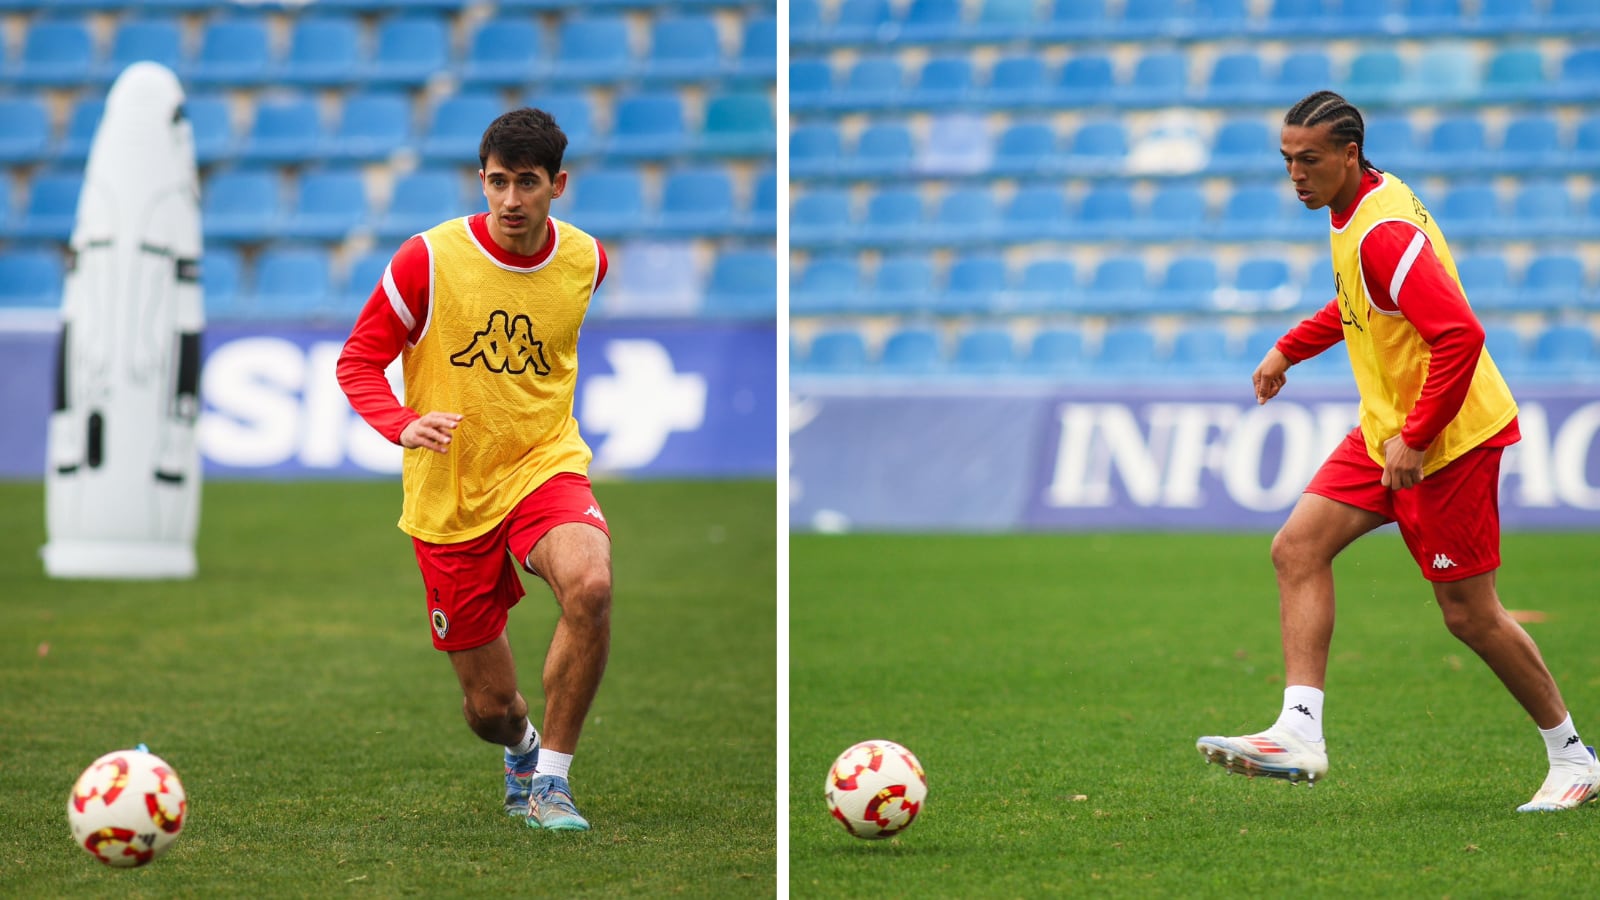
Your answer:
[1197,91,1597,812]
[337,107,611,830]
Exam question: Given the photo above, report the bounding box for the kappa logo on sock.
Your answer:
[1566,735,1583,748]
[1291,704,1315,720]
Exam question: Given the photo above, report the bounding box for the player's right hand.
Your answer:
[1252,348,1290,405]
[401,412,463,454]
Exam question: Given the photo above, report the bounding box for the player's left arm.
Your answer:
[1360,220,1484,487]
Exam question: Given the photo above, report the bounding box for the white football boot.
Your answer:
[1197,727,1328,785]
[1517,747,1600,813]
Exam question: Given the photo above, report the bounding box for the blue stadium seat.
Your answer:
[0,250,63,308]
[974,0,1038,39]
[1218,184,1284,240]
[1045,0,1111,39]
[102,17,183,82]
[1500,113,1564,171]
[911,56,976,107]
[1480,46,1546,102]
[1530,324,1596,377]
[871,253,937,313]
[365,16,451,86]
[15,172,83,242]
[643,13,724,81]
[187,94,236,165]
[735,15,775,81]
[999,185,1067,242]
[13,19,95,87]
[1438,183,1499,238]
[951,326,1017,374]
[941,254,1008,314]
[203,169,281,243]
[790,59,833,108]
[341,248,394,313]
[848,122,915,176]
[991,121,1058,175]
[1095,324,1160,376]
[376,169,465,241]
[928,187,999,245]
[327,92,413,162]
[800,328,869,374]
[699,92,774,157]
[1554,46,1600,103]
[1482,324,1525,376]
[1209,117,1273,175]
[987,54,1050,106]
[878,326,943,375]
[566,168,646,236]
[1076,183,1136,238]
[1268,0,1327,28]
[1456,253,1512,310]
[278,16,362,86]
[1167,325,1233,377]
[420,93,505,163]
[282,169,370,241]
[239,97,325,164]
[1122,0,1182,32]
[840,56,904,109]
[1275,50,1333,99]
[1522,253,1587,309]
[608,92,689,158]
[861,186,923,241]
[1233,258,1295,311]
[703,249,775,318]
[659,167,735,234]
[1158,255,1219,311]
[1086,256,1149,313]
[900,0,966,42]
[1509,179,1575,239]
[1363,114,1417,171]
[1478,0,1542,32]
[790,187,852,245]
[252,247,334,320]
[1022,326,1088,375]
[1206,51,1269,105]
[0,97,52,164]
[1055,52,1116,105]
[792,254,862,315]
[1428,114,1490,173]
[550,16,635,84]
[1064,120,1128,176]
[831,0,895,42]
[1011,259,1079,313]
[522,92,599,158]
[1143,183,1209,240]
[461,17,544,87]
[55,97,105,166]
[201,247,243,319]
[1123,50,1189,107]
[1344,48,1406,104]
[1550,0,1600,31]
[747,169,776,235]
[790,123,842,177]
[1575,113,1600,170]
[1408,44,1478,102]
[186,17,272,86]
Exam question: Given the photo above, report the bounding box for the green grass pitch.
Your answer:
[791,530,1600,897]
[1,479,775,898]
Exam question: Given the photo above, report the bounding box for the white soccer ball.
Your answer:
[67,748,187,867]
[824,739,927,839]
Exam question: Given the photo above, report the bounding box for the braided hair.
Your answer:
[1284,90,1380,173]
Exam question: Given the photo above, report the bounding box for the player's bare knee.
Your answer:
[557,568,611,630]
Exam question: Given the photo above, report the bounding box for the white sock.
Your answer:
[1539,713,1591,766]
[507,722,539,759]
[537,749,573,780]
[1274,685,1325,743]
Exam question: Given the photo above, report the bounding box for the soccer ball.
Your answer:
[67,748,187,867]
[824,739,926,839]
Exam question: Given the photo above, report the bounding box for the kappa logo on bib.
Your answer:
[431,608,449,639]
[450,310,552,376]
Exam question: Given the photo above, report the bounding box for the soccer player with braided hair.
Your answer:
[1197,91,1598,812]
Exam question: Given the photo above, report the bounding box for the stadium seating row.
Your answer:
[0,165,775,244]
[0,89,774,167]
[790,179,1600,248]
[790,111,1600,181]
[0,244,777,320]
[792,249,1600,317]
[0,13,774,88]
[793,320,1600,381]
[790,0,1600,47]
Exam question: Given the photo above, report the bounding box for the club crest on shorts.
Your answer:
[431,608,449,639]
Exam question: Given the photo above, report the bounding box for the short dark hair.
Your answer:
[478,107,567,180]
[1284,90,1379,173]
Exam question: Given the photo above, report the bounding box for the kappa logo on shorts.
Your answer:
[431,608,450,639]
[1432,553,1459,570]
[584,505,605,522]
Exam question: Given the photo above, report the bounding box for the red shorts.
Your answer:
[1304,428,1502,583]
[411,473,610,651]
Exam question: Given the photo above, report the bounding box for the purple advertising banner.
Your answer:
[790,382,1600,531]
[1,321,775,480]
